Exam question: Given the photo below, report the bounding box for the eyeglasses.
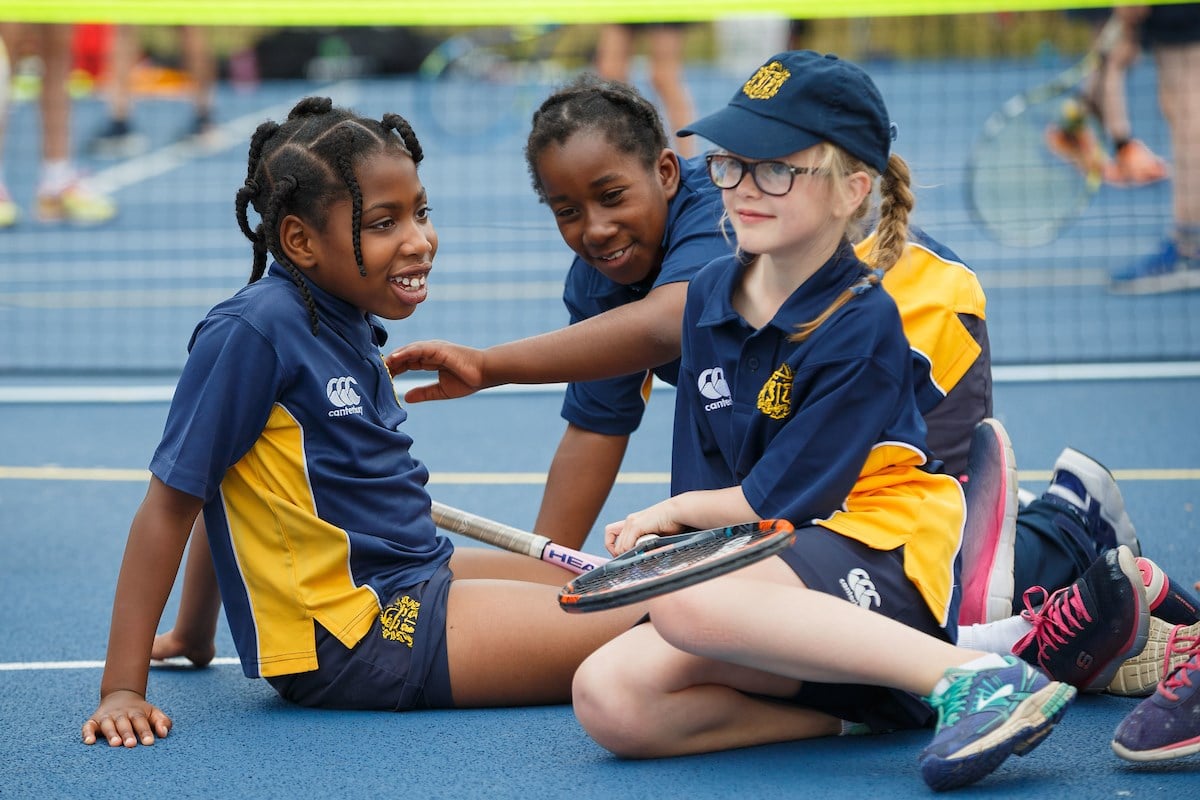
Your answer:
[705,153,825,196]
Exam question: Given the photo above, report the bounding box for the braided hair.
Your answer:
[234,96,425,334]
[788,148,914,344]
[524,73,668,202]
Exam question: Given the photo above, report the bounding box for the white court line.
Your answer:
[0,465,1195,483]
[0,657,241,671]
[2,363,1199,405]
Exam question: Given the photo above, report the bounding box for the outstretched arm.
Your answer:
[534,424,630,550]
[387,282,686,403]
[82,478,203,747]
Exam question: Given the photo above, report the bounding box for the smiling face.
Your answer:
[720,145,865,264]
[535,130,679,286]
[289,150,437,321]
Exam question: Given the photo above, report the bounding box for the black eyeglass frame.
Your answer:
[704,153,825,196]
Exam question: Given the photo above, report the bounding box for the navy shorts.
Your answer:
[777,525,952,733]
[266,563,455,710]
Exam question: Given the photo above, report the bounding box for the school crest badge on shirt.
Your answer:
[757,363,794,420]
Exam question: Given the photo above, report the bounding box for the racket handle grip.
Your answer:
[431,500,549,559]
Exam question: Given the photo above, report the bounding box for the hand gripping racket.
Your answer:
[966,16,1123,247]
[558,519,796,613]
[430,500,608,573]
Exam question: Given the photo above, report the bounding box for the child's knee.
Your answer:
[572,651,662,757]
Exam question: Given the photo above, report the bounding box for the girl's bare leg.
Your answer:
[574,623,843,757]
[448,545,575,585]
[575,557,984,757]
[444,576,645,707]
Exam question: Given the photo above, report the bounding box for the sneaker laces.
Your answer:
[1159,636,1200,701]
[1014,585,1091,661]
[926,670,971,728]
[1156,652,1195,705]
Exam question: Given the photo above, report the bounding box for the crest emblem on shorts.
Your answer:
[380,595,421,647]
[757,363,794,420]
[743,62,790,100]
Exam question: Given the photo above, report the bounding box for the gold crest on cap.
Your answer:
[743,61,791,100]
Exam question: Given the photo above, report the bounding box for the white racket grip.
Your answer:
[431,500,549,559]
[539,543,608,573]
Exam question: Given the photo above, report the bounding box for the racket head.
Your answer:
[558,519,796,613]
[967,94,1103,248]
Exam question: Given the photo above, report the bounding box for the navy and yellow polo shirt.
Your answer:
[150,262,453,679]
[559,153,728,436]
[857,227,990,477]
[672,241,964,627]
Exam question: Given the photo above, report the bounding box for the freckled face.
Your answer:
[304,151,437,321]
[535,130,679,285]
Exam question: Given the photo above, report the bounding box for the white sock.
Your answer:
[931,652,1010,697]
[38,160,76,194]
[1045,483,1087,511]
[956,614,1034,656]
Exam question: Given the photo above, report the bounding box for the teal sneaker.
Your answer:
[919,655,1077,791]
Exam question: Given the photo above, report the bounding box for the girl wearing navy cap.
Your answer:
[571,51,1076,792]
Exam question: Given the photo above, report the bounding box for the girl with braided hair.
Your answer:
[570,52,1078,791]
[82,97,647,748]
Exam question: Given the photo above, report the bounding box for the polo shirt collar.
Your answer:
[696,239,865,332]
[267,261,388,349]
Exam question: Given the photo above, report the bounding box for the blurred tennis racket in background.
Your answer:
[966,16,1123,247]
[414,24,573,149]
[558,519,796,613]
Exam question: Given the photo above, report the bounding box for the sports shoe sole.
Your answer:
[1112,717,1200,763]
[920,681,1077,791]
[1054,448,1139,556]
[958,419,1018,625]
[1107,618,1200,697]
[1110,268,1200,296]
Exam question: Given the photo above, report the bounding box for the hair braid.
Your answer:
[234,96,424,336]
[525,73,668,201]
[789,148,912,345]
[382,112,423,165]
[333,142,365,276]
[866,154,914,274]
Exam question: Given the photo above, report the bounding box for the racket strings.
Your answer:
[574,528,775,593]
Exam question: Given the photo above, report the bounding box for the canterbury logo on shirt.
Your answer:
[698,367,732,411]
[326,376,364,417]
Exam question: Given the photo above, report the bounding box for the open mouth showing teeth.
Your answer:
[599,248,628,262]
[392,274,427,290]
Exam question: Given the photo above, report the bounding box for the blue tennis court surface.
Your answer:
[2,54,1199,797]
[3,377,1199,797]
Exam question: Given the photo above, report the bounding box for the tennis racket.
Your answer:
[430,500,607,574]
[966,16,1124,247]
[414,25,573,149]
[558,519,796,613]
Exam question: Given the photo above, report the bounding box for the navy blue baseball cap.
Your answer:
[679,51,893,174]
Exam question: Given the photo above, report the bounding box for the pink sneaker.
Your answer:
[958,419,1019,625]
